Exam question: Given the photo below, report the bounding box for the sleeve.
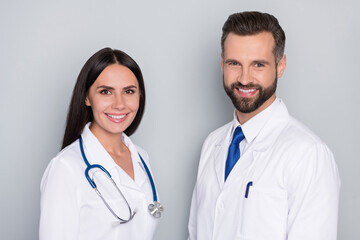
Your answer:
[39,157,80,240]
[286,143,340,240]
[188,182,198,240]
[188,134,214,240]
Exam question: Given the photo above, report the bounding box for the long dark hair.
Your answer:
[61,47,146,149]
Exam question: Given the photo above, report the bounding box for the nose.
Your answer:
[112,94,125,109]
[237,67,252,86]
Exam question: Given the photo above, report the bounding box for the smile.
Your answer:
[237,88,257,93]
[236,87,258,97]
[105,113,127,119]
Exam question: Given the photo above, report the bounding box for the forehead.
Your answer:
[94,64,138,86]
[223,32,275,61]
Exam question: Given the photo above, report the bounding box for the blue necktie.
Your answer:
[225,126,245,181]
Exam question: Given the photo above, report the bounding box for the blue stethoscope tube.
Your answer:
[79,136,163,221]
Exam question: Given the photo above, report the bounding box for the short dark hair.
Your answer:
[221,11,286,63]
[61,47,146,149]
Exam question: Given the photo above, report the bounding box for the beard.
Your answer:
[223,76,277,114]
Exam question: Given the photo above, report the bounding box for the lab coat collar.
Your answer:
[250,98,290,152]
[230,98,281,145]
[81,123,147,192]
[213,98,290,187]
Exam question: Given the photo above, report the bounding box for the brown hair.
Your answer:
[221,11,286,63]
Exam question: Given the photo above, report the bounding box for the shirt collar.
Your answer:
[230,98,281,144]
[81,123,148,190]
[80,123,141,171]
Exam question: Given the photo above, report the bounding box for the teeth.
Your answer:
[238,88,256,93]
[107,114,126,119]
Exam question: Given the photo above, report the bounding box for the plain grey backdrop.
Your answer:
[0,0,359,239]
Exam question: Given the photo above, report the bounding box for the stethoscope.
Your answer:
[79,136,163,224]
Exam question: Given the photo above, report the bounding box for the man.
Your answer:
[188,11,340,240]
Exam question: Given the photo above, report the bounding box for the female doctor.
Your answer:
[40,48,161,240]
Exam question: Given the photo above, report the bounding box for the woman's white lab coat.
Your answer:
[40,124,158,240]
[188,99,340,240]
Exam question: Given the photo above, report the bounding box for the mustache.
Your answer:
[230,82,261,89]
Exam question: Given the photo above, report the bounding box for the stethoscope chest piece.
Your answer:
[148,201,164,218]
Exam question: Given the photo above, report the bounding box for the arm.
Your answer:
[188,182,198,240]
[39,157,79,240]
[286,144,340,240]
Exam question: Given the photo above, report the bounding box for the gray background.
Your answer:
[0,0,359,239]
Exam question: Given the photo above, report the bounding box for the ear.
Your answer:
[277,54,287,78]
[221,53,224,70]
[85,95,91,106]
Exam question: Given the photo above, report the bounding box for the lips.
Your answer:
[106,114,126,119]
[105,113,128,123]
[235,87,258,97]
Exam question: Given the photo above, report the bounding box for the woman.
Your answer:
[40,48,162,239]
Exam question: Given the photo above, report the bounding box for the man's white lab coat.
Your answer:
[188,99,340,240]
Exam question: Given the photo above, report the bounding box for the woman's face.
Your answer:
[85,64,140,138]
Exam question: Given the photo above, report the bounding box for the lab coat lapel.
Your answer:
[223,100,290,187]
[213,124,233,188]
[82,124,146,192]
[133,153,147,189]
[117,137,147,192]
[81,125,119,174]
[115,168,141,192]
[223,145,258,187]
[250,100,290,152]
[214,144,226,188]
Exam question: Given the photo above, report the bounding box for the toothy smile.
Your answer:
[106,114,126,119]
[237,88,257,93]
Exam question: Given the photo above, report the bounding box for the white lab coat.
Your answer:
[188,99,340,240]
[40,123,158,240]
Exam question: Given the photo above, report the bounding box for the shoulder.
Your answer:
[203,121,232,147]
[196,122,232,173]
[53,139,83,167]
[41,140,83,190]
[275,116,336,171]
[280,116,328,148]
[134,144,149,161]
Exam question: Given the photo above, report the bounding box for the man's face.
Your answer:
[221,32,286,122]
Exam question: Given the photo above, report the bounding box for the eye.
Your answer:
[254,63,265,67]
[125,89,135,94]
[228,61,239,66]
[100,89,111,95]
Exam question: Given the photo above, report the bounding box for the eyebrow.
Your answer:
[224,58,239,64]
[97,85,114,90]
[96,85,138,90]
[224,58,271,65]
[253,59,271,65]
[123,85,138,90]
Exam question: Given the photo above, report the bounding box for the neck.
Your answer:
[89,125,125,155]
[236,95,276,125]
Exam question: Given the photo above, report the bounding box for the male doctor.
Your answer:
[188,11,340,240]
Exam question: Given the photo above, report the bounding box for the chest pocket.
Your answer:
[238,186,288,240]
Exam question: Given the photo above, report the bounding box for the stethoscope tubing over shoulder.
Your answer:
[137,154,158,202]
[79,136,111,189]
